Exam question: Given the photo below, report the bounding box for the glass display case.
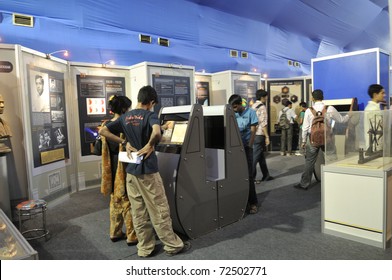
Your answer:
[0,209,38,260]
[324,110,392,169]
[322,111,392,249]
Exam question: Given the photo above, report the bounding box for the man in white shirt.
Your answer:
[251,89,274,183]
[294,89,350,190]
[278,99,297,156]
[364,84,385,152]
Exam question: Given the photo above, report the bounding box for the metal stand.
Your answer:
[16,200,49,241]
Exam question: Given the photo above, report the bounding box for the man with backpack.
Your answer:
[293,89,350,190]
[278,99,297,156]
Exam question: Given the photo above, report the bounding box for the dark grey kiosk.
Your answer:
[156,104,248,239]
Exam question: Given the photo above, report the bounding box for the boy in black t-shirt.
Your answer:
[99,86,191,257]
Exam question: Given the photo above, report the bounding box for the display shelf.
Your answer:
[0,208,38,260]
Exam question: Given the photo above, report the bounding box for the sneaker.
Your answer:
[254,179,262,184]
[166,241,192,257]
[280,152,285,156]
[249,204,258,214]
[294,152,302,156]
[293,183,308,191]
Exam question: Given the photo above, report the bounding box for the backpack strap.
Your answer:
[256,103,264,109]
[309,107,317,116]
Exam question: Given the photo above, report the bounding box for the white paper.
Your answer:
[118,151,143,164]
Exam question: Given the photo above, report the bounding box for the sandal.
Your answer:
[249,204,258,214]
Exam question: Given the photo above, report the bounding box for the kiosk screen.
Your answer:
[158,119,189,153]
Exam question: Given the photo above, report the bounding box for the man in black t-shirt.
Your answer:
[99,86,191,258]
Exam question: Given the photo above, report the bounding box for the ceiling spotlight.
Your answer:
[263,73,268,79]
[46,50,69,59]
[102,60,115,67]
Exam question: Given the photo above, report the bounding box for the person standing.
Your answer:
[251,89,274,183]
[278,99,297,156]
[99,86,190,257]
[364,84,385,152]
[295,102,307,156]
[228,94,259,214]
[294,89,350,190]
[100,95,138,245]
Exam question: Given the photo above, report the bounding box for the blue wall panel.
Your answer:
[313,51,383,110]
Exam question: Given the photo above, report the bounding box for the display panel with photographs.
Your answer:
[152,75,191,113]
[234,80,258,107]
[76,75,126,156]
[267,80,304,133]
[28,65,70,168]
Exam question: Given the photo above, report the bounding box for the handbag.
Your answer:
[93,137,102,156]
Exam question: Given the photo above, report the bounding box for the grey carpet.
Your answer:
[26,153,392,260]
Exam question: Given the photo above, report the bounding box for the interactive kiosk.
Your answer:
[157,104,248,238]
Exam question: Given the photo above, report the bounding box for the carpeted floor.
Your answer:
[25,152,392,260]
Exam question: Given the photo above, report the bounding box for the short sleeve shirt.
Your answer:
[106,109,160,175]
[235,107,258,145]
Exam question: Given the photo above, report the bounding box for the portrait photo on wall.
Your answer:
[52,126,67,147]
[29,70,50,113]
[28,65,69,168]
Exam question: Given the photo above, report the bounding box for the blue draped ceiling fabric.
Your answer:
[0,0,389,77]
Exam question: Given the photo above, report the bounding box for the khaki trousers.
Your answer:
[126,172,183,257]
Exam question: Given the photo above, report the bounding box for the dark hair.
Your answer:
[109,95,132,115]
[138,85,158,105]
[256,89,268,100]
[35,75,43,82]
[282,98,289,106]
[228,94,242,106]
[368,84,384,99]
[299,101,307,108]
[312,89,324,101]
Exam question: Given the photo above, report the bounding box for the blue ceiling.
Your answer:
[0,0,389,77]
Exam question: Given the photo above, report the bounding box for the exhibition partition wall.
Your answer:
[18,46,75,206]
[312,48,390,110]
[0,44,77,217]
[211,70,261,106]
[129,62,195,114]
[69,62,131,191]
